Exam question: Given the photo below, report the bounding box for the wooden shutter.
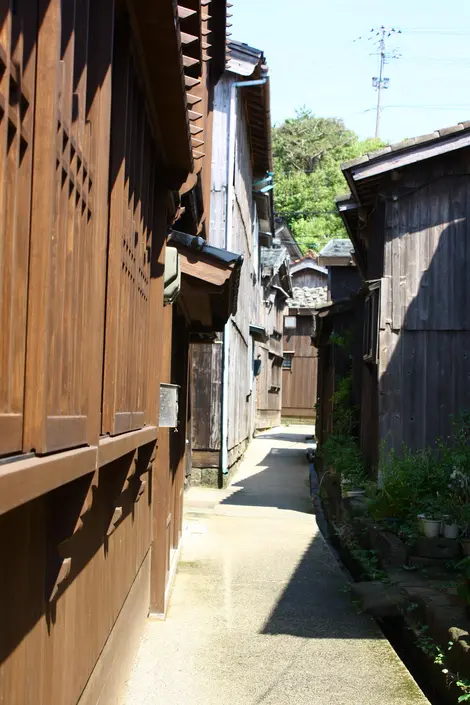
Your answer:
[0,1,36,455]
[102,24,157,436]
[24,0,99,454]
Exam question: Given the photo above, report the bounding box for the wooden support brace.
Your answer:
[49,558,72,602]
[106,506,123,536]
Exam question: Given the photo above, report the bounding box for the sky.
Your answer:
[230,0,470,144]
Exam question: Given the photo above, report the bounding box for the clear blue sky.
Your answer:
[231,0,470,144]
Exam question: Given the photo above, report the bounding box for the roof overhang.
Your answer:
[311,298,357,347]
[128,0,193,186]
[228,41,272,177]
[341,122,470,207]
[168,231,243,332]
[249,324,269,343]
[290,259,328,276]
[317,255,355,267]
[335,195,367,276]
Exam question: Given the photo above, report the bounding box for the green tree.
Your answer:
[273,108,384,253]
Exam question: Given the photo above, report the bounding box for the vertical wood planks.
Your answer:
[0,1,37,454]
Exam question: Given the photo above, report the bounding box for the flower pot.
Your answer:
[443,523,459,539]
[461,538,470,556]
[422,519,441,538]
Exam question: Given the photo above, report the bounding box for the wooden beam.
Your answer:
[98,426,158,468]
[183,55,199,68]
[177,5,197,19]
[186,92,203,106]
[0,446,97,517]
[190,124,204,135]
[188,109,203,120]
[191,137,205,147]
[180,31,198,45]
[184,75,201,88]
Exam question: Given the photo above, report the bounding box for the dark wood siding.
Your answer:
[379,158,470,452]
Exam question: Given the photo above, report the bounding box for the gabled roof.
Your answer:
[342,120,470,206]
[317,238,354,267]
[290,258,327,277]
[227,41,264,77]
[261,245,292,296]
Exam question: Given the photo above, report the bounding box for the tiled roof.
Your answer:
[286,286,328,309]
[318,238,353,259]
[261,246,288,274]
[342,121,470,171]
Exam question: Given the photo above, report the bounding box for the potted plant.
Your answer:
[419,498,443,539]
[441,499,460,539]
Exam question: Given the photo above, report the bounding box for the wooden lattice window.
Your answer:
[102,23,159,436]
[0,2,36,455]
[23,0,111,454]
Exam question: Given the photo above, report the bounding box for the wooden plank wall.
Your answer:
[191,73,258,468]
[282,314,317,418]
[291,269,327,289]
[255,291,285,429]
[0,2,172,703]
[379,157,470,452]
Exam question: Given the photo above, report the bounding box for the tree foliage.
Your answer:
[273,108,384,253]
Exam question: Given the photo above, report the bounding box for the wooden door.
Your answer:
[0,1,37,454]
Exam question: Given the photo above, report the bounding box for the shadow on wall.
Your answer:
[380,174,470,454]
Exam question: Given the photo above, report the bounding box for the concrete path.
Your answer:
[124,426,429,705]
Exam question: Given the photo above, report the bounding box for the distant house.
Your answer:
[337,122,470,468]
[282,284,327,423]
[255,245,292,430]
[317,238,362,302]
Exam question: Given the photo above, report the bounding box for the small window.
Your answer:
[282,356,293,370]
[363,285,380,363]
[284,316,297,330]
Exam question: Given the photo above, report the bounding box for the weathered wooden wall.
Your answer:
[282,314,317,419]
[378,158,470,452]
[191,72,258,479]
[255,292,285,429]
[291,269,327,289]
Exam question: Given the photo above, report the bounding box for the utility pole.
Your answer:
[356,26,401,139]
[372,28,387,138]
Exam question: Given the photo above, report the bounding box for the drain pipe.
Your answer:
[220,77,268,479]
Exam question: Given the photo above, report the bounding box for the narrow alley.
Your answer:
[124,427,429,705]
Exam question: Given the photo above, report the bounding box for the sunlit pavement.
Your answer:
[124,426,429,705]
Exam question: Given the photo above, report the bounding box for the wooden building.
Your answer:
[290,251,328,289]
[318,237,362,302]
[0,3,235,704]
[190,40,274,486]
[282,263,328,423]
[254,245,292,430]
[312,238,364,461]
[338,122,470,468]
